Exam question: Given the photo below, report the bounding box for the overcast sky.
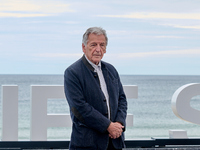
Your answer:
[0,0,200,75]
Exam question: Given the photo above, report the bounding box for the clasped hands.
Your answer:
[107,122,124,139]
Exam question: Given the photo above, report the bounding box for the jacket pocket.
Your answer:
[74,122,94,147]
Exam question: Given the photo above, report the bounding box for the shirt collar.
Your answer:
[84,55,101,71]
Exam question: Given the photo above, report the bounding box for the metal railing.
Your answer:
[1,138,200,149]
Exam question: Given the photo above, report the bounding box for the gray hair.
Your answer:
[82,27,108,46]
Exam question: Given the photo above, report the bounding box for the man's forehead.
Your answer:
[88,34,106,42]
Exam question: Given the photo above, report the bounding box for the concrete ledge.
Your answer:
[169,129,188,139]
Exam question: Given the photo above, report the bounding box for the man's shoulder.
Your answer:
[64,57,84,74]
[101,61,116,71]
[68,57,83,69]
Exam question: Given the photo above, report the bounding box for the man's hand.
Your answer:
[107,122,124,139]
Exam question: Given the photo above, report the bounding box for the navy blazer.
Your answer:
[64,55,127,150]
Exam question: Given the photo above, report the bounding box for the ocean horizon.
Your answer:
[0,74,200,140]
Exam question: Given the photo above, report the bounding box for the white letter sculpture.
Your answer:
[123,85,138,127]
[171,83,200,125]
[2,85,18,141]
[30,85,137,141]
[30,85,72,141]
[1,85,137,141]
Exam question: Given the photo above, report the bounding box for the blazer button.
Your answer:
[94,74,97,78]
[103,99,106,102]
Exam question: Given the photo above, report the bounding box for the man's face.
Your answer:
[82,33,106,65]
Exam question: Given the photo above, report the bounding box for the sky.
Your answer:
[0,0,200,75]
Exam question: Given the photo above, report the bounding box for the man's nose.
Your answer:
[95,44,101,52]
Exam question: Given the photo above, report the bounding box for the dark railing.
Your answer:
[1,138,200,149]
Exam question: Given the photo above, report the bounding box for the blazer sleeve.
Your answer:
[64,67,111,133]
[115,78,127,131]
[110,68,127,132]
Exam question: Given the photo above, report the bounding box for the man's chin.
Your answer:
[92,59,101,65]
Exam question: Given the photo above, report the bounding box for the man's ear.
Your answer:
[82,43,86,53]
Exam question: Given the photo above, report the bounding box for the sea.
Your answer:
[0,74,200,140]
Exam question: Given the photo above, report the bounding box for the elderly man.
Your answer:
[64,27,127,150]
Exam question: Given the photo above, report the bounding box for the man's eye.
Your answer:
[91,44,96,47]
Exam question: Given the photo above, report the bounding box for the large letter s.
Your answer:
[172,83,200,125]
